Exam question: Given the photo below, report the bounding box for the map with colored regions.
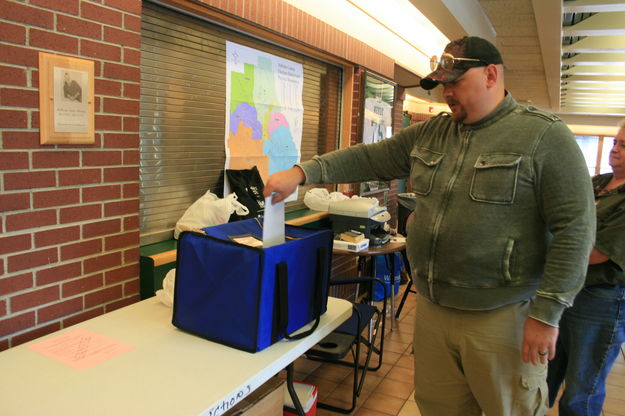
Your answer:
[225,41,304,201]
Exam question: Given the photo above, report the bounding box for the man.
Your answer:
[547,120,625,415]
[63,72,82,102]
[264,36,595,415]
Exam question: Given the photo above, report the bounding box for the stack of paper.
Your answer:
[339,230,364,243]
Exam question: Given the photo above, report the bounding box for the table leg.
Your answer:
[354,257,366,300]
[286,363,305,416]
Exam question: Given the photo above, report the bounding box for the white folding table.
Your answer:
[0,296,351,416]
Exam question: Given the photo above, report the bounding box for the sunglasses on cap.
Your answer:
[429,53,488,71]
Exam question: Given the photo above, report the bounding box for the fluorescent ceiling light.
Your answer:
[282,0,449,77]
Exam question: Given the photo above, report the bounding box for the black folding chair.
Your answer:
[305,276,387,414]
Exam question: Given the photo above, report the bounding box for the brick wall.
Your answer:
[0,0,142,350]
[0,0,407,351]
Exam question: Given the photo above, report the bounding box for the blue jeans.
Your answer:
[547,284,625,415]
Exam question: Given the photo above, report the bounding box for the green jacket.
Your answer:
[587,174,625,287]
[299,94,596,326]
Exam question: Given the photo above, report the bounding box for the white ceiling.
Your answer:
[560,0,625,116]
[285,0,625,128]
[408,0,625,127]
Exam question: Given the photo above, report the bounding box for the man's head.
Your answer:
[421,36,506,124]
[610,119,625,172]
[421,36,503,90]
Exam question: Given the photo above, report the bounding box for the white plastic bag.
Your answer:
[155,268,175,307]
[174,190,249,238]
[303,188,350,211]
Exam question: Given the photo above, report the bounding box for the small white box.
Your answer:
[333,238,369,252]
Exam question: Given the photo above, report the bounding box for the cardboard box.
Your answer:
[223,377,286,416]
[283,381,318,416]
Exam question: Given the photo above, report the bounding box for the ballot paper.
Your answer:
[262,194,285,247]
[27,328,134,371]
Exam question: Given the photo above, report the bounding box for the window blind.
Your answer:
[140,2,342,244]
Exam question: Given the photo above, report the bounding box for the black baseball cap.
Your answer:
[420,36,504,90]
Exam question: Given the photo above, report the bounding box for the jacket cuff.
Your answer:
[529,296,566,327]
[296,158,322,185]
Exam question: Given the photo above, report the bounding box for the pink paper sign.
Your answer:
[28,327,135,371]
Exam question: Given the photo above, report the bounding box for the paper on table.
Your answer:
[27,327,135,371]
[262,194,285,247]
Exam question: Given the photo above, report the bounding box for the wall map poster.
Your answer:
[225,41,304,202]
[362,75,394,145]
[360,75,395,197]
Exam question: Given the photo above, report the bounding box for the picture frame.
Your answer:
[38,52,95,145]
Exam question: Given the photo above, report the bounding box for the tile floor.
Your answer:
[286,285,625,416]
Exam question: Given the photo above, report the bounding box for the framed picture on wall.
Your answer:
[38,52,95,145]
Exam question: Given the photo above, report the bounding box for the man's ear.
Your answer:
[485,64,499,88]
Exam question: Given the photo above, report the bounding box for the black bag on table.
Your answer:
[226,166,265,221]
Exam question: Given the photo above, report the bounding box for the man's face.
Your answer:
[609,127,625,171]
[441,67,489,124]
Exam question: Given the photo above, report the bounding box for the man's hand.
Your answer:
[263,166,306,203]
[521,317,559,365]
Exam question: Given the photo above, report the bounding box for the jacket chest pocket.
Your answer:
[470,154,522,204]
[410,148,444,196]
